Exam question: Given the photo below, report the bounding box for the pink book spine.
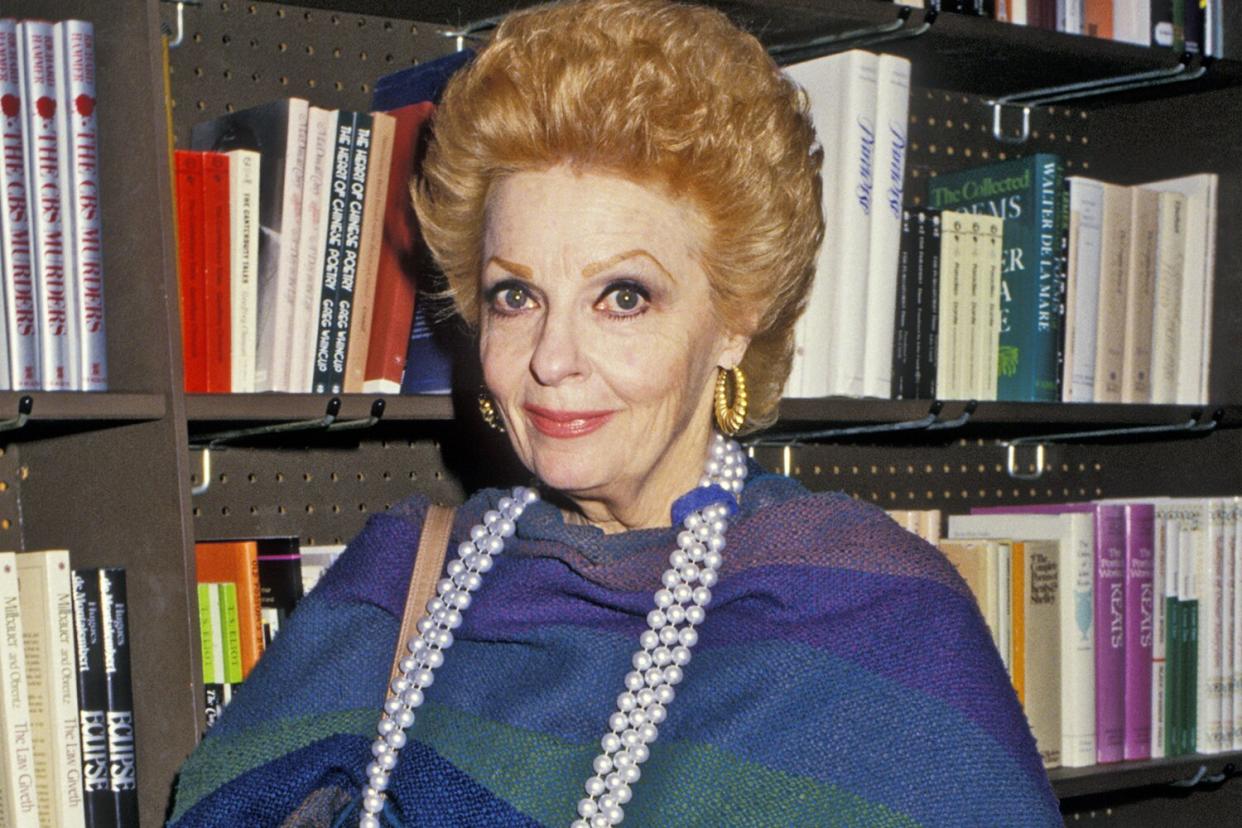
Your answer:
[0,20,38,389]
[1095,503,1127,763]
[18,20,70,390]
[1123,503,1155,760]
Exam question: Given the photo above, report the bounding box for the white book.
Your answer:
[0,552,39,826]
[948,511,1097,767]
[0,21,37,390]
[861,54,910,399]
[1064,177,1103,402]
[1222,502,1236,751]
[1233,496,1242,750]
[1113,0,1152,46]
[1148,191,1186,404]
[1151,511,1170,758]
[972,215,1003,401]
[17,21,71,391]
[54,20,105,391]
[227,150,260,393]
[1192,499,1226,753]
[16,550,85,827]
[1142,173,1217,405]
[785,49,878,397]
[207,582,225,685]
[997,540,1012,675]
[284,106,336,393]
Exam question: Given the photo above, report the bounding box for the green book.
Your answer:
[1165,596,1180,756]
[1184,596,1198,753]
[197,583,217,685]
[218,582,244,685]
[925,153,1067,401]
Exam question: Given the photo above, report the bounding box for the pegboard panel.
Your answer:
[0,443,25,546]
[164,0,460,147]
[189,437,465,544]
[905,87,1095,206]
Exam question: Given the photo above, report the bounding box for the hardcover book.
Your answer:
[98,568,138,825]
[311,111,354,394]
[196,541,264,677]
[71,568,113,828]
[926,153,1067,401]
[0,20,36,390]
[329,112,372,393]
[0,552,38,826]
[226,149,260,393]
[1122,504,1155,760]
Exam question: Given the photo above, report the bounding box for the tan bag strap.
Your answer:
[388,504,457,686]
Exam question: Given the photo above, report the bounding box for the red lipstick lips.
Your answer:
[523,404,616,438]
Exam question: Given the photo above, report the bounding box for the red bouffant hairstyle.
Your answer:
[415,0,823,431]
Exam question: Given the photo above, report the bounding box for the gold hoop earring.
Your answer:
[713,366,748,436]
[478,392,505,432]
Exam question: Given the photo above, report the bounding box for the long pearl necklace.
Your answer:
[359,433,748,828]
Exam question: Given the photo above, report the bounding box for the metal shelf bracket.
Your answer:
[159,0,202,51]
[0,395,34,436]
[1003,408,1222,480]
[768,7,936,64]
[749,399,977,446]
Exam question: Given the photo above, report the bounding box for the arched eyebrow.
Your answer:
[582,249,675,281]
[485,256,534,278]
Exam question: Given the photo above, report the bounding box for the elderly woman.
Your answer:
[168,0,1060,825]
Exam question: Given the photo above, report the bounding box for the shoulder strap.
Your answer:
[388,504,457,687]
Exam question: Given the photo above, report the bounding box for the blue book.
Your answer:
[399,303,452,394]
[372,50,473,111]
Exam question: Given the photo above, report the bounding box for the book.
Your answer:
[1093,504,1126,762]
[300,544,345,594]
[362,101,434,394]
[926,153,1067,401]
[1148,190,1186,404]
[1151,506,1171,758]
[290,106,337,393]
[1063,177,1104,402]
[1022,539,1062,768]
[196,541,263,678]
[98,568,137,826]
[329,112,372,393]
[973,215,1004,401]
[202,151,231,393]
[0,552,38,826]
[54,20,106,391]
[935,212,968,400]
[0,20,37,390]
[1121,187,1158,403]
[1233,496,1242,750]
[938,540,999,649]
[862,54,910,399]
[891,209,915,398]
[343,112,394,393]
[1122,504,1155,760]
[311,110,353,394]
[16,549,85,827]
[1091,181,1132,403]
[190,98,311,392]
[217,582,243,685]
[71,568,113,828]
[226,149,260,393]
[18,21,72,391]
[257,540,302,646]
[197,583,225,729]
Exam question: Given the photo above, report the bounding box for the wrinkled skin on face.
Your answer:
[479,166,749,532]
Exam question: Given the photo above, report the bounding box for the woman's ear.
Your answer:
[717,329,751,372]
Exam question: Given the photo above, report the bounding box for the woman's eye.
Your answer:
[502,287,530,310]
[597,282,650,316]
[487,282,537,314]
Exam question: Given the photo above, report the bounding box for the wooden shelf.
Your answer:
[1050,751,1242,799]
[0,392,167,441]
[185,393,454,425]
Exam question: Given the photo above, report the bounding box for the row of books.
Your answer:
[0,553,136,827]
[195,539,342,727]
[892,163,1215,404]
[939,497,1242,770]
[178,52,471,395]
[885,508,943,545]
[899,0,1225,57]
[0,19,108,392]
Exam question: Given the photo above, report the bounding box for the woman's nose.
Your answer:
[529,306,585,386]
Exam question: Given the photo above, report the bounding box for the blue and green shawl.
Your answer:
[168,466,1061,826]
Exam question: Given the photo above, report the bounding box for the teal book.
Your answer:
[926,154,1067,401]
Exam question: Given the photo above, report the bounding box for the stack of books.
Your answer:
[177,52,470,395]
[0,552,137,827]
[195,539,343,727]
[939,496,1242,770]
[0,18,107,392]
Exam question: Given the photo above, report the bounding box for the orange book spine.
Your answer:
[174,151,207,393]
[1011,541,1026,706]
[195,541,263,676]
[201,153,232,393]
[1083,0,1113,39]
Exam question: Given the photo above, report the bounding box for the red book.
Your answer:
[174,150,207,392]
[201,152,232,393]
[1083,0,1113,38]
[195,541,264,678]
[362,101,435,394]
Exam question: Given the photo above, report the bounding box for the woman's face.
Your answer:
[479,166,747,519]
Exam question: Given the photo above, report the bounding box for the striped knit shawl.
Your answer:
[169,467,1060,826]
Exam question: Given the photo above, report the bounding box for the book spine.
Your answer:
[343,112,393,393]
[55,20,105,391]
[1026,541,1062,768]
[1083,0,1113,37]
[267,102,309,392]
[174,152,207,392]
[17,550,85,826]
[227,150,260,393]
[98,568,137,825]
[18,22,71,391]
[1149,191,1186,404]
[1201,501,1226,752]
[0,20,38,390]
[0,553,38,826]
[1121,188,1158,403]
[1183,529,1198,753]
[1094,504,1126,763]
[330,112,371,394]
[915,211,940,399]
[196,583,217,725]
[1060,516,1097,768]
[1092,182,1130,402]
[1233,497,1242,750]
[288,107,335,393]
[1065,178,1102,402]
[1123,504,1155,760]
[311,113,353,394]
[936,213,965,399]
[1151,513,1168,759]
[218,583,243,685]
[891,209,914,398]
[202,152,232,393]
[973,215,1004,400]
[1222,503,1236,751]
[71,568,115,828]
[862,55,909,399]
[1011,542,1027,705]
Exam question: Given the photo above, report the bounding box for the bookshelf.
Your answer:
[8,0,1241,823]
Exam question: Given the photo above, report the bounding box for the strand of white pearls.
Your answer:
[358,486,540,828]
[572,433,746,828]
